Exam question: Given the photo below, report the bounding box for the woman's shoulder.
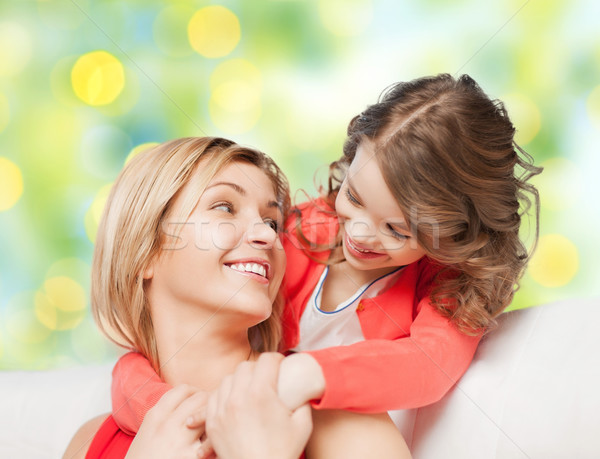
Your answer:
[63,413,110,459]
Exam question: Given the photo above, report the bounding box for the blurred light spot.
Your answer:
[0,92,9,132]
[125,142,160,165]
[5,292,52,344]
[35,277,86,331]
[318,0,373,37]
[153,5,195,57]
[501,93,541,145]
[46,258,91,291]
[533,158,583,211]
[209,59,261,134]
[80,125,132,179]
[0,157,24,211]
[85,183,113,243]
[0,22,33,77]
[44,277,86,312]
[586,85,600,129]
[188,6,241,58]
[71,51,125,106]
[529,234,579,288]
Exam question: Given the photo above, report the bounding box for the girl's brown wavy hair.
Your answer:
[328,74,541,333]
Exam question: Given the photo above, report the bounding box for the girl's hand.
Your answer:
[277,352,326,411]
[125,384,210,459]
[206,352,313,459]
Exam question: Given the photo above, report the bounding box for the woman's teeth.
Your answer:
[228,263,267,278]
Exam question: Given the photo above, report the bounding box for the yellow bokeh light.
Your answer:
[34,276,86,331]
[0,92,9,132]
[209,59,262,134]
[84,183,113,243]
[71,51,125,106]
[0,22,32,77]
[188,6,241,58]
[501,93,542,145]
[318,0,373,37]
[529,234,579,288]
[44,276,86,312]
[0,157,24,212]
[586,85,600,129]
[533,157,582,211]
[125,142,160,165]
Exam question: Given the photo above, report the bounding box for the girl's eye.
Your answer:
[212,202,233,213]
[386,223,409,240]
[345,187,361,206]
[264,218,279,232]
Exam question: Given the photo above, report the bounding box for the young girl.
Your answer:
[110,74,541,447]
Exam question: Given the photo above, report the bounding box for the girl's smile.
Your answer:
[335,139,427,274]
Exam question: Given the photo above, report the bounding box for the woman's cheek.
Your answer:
[210,221,242,251]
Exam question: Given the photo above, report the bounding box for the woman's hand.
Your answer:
[206,352,313,459]
[125,384,209,459]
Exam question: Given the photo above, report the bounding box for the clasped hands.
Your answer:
[125,352,325,459]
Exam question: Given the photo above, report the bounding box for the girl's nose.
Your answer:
[345,218,377,244]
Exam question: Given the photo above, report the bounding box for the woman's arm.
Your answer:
[63,413,109,459]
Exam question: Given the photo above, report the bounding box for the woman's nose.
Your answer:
[245,219,277,249]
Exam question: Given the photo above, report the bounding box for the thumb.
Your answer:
[290,404,313,443]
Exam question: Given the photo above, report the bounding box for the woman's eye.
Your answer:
[212,202,233,213]
[345,187,361,206]
[265,218,279,232]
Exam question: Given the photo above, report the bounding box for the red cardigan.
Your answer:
[279,199,481,411]
[110,199,481,433]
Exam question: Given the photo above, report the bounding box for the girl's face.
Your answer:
[335,139,427,273]
[145,160,286,326]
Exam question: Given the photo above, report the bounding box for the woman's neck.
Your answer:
[152,313,254,390]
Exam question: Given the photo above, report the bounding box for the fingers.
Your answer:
[147,384,200,419]
[253,352,284,390]
[197,437,214,459]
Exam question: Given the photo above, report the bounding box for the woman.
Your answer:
[63,137,409,459]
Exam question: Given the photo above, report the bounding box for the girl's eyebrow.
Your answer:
[206,181,279,209]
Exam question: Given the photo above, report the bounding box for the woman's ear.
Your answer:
[142,262,154,280]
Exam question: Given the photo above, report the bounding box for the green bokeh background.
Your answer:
[1,0,599,369]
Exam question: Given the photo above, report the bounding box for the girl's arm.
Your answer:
[279,299,481,412]
[111,352,173,434]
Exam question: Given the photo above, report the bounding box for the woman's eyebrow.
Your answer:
[206,181,246,195]
[206,181,280,210]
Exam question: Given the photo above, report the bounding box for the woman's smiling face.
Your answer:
[145,160,286,326]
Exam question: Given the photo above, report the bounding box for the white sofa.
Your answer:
[1,298,598,458]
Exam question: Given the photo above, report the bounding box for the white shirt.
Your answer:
[292,266,403,352]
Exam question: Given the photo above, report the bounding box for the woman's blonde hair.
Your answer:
[328,74,542,333]
[92,137,290,372]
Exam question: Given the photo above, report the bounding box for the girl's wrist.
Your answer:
[277,353,325,410]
